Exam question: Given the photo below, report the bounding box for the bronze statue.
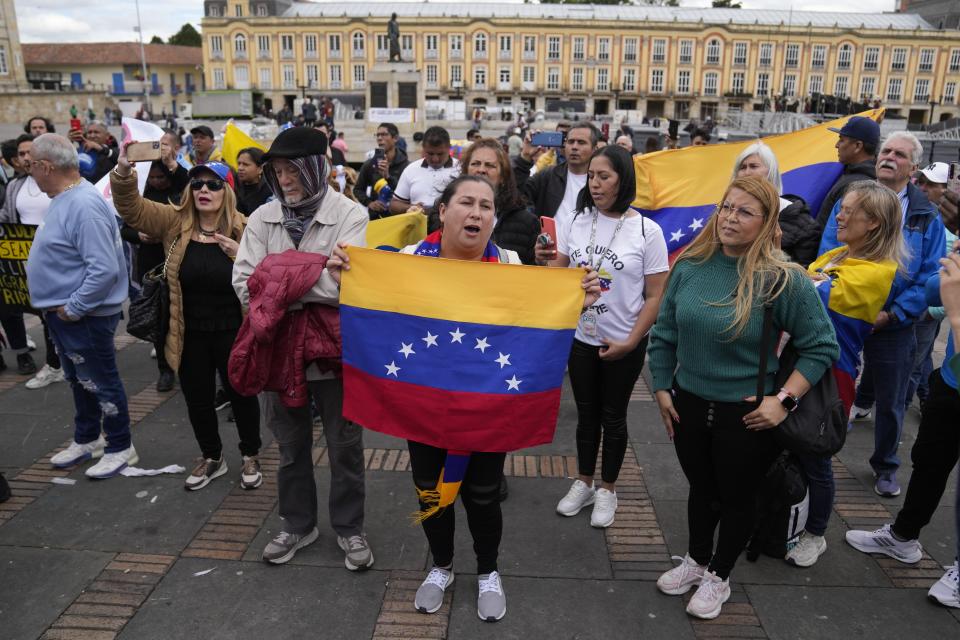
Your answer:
[388,13,401,62]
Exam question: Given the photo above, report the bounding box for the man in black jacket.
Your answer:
[816,116,879,231]
[354,123,409,218]
[512,122,598,224]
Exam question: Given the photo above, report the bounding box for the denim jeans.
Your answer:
[905,314,943,408]
[855,324,917,475]
[46,312,131,453]
[795,453,834,537]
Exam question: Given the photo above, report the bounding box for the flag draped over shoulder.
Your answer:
[340,247,584,452]
[808,247,897,412]
[221,122,267,171]
[366,212,428,251]
[633,109,884,258]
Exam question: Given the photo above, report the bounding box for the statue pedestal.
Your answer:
[365,63,424,136]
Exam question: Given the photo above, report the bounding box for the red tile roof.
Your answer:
[23,43,202,67]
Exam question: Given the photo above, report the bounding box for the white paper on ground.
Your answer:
[50,477,77,485]
[193,568,215,577]
[120,465,186,477]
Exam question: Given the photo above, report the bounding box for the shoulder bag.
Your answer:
[127,236,178,344]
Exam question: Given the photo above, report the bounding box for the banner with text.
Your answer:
[0,223,36,313]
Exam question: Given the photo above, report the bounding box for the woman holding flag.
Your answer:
[648,176,838,620]
[327,174,601,622]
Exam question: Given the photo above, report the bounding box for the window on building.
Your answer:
[733,42,747,66]
[258,67,271,89]
[304,34,317,58]
[834,75,849,97]
[785,44,799,68]
[759,43,772,67]
[860,77,876,101]
[0,45,7,75]
[572,36,585,61]
[596,67,609,91]
[650,68,664,93]
[757,72,769,97]
[305,64,318,88]
[914,78,931,102]
[811,45,826,69]
[280,34,294,59]
[522,66,535,86]
[234,34,247,58]
[548,36,561,61]
[352,32,365,57]
[677,70,691,94]
[235,4,242,17]
[837,44,852,70]
[679,39,693,65]
[951,49,960,73]
[474,66,487,89]
[376,34,389,59]
[652,38,666,64]
[783,74,797,97]
[945,81,957,104]
[425,34,439,59]
[282,64,294,88]
[622,68,636,92]
[598,37,611,62]
[474,32,488,58]
[329,65,342,88]
[210,35,223,58]
[256,34,270,58]
[886,77,902,102]
[450,34,463,59]
[499,66,511,88]
[353,64,366,88]
[623,37,638,63]
[234,65,249,89]
[863,47,880,71]
[571,67,584,91]
[402,34,414,59]
[213,67,226,89]
[731,71,745,95]
[256,4,267,17]
[208,5,220,17]
[919,48,935,72]
[547,66,560,91]
[450,64,462,86]
[703,71,718,96]
[705,39,721,65]
[328,34,341,58]
[426,64,438,88]
[891,47,907,72]
[809,74,823,95]
[523,36,537,60]
[499,34,512,59]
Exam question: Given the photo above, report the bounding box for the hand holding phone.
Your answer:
[949,162,960,196]
[126,141,162,163]
[536,216,558,265]
[531,131,564,148]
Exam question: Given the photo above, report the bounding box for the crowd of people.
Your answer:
[0,110,958,625]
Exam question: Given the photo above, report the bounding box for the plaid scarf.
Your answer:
[263,154,330,248]
[410,229,500,522]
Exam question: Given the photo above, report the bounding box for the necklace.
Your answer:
[61,179,83,193]
[197,227,217,237]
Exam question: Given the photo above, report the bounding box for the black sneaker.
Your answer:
[214,389,231,411]
[0,473,10,503]
[16,352,37,376]
[156,369,175,392]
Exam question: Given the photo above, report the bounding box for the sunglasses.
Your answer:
[190,179,224,191]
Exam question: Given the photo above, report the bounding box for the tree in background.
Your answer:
[167,24,202,47]
[712,0,743,7]
[149,35,164,44]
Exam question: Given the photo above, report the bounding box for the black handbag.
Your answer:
[757,300,846,457]
[126,237,178,344]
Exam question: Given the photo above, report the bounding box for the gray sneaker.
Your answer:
[415,566,454,614]
[477,571,506,622]
[337,533,374,571]
[262,527,319,564]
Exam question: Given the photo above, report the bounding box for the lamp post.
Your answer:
[134,0,150,117]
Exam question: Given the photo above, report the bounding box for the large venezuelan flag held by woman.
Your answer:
[339,247,585,452]
[633,109,884,258]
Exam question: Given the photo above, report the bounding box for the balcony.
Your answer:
[473,50,488,61]
[234,50,248,60]
[497,81,512,91]
[351,49,365,60]
[426,80,438,90]
[522,50,536,61]
[353,81,366,89]
[281,49,295,60]
[376,50,388,61]
[450,50,463,60]
[211,51,224,61]
[329,80,342,90]
[498,50,512,61]
[425,50,438,60]
[257,51,271,60]
[304,50,317,60]
[328,50,342,60]
[522,80,535,91]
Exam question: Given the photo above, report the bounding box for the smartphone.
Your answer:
[532,131,564,148]
[373,147,385,162]
[949,162,960,196]
[539,216,557,246]
[126,141,162,163]
[69,118,83,132]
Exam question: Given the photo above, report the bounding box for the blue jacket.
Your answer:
[819,181,946,328]
[925,273,956,391]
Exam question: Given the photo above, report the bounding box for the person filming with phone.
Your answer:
[68,121,118,183]
[354,123,408,219]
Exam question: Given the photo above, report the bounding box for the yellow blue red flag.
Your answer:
[340,247,583,452]
[633,109,884,257]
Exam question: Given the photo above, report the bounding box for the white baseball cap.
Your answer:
[919,162,949,184]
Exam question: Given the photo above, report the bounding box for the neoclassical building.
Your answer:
[201,1,960,123]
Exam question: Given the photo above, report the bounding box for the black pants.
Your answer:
[672,386,780,580]
[408,440,505,574]
[567,337,647,484]
[39,315,61,368]
[178,328,260,460]
[893,369,960,540]
[0,313,28,351]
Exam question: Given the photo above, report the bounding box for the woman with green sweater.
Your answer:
[648,176,839,620]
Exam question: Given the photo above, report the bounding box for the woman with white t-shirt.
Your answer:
[536,145,670,528]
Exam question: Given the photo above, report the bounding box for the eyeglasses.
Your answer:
[190,179,224,192]
[717,202,762,221]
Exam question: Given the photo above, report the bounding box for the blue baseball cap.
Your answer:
[828,116,880,147]
[188,161,231,181]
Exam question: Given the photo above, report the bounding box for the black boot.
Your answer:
[16,352,37,375]
[156,369,175,392]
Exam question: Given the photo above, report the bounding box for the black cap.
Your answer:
[190,125,215,138]
[827,116,880,147]
[262,126,328,162]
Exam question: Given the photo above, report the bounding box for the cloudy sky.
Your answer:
[17,0,899,44]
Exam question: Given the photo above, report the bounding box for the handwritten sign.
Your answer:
[0,223,36,313]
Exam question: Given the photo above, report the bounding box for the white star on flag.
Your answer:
[385,361,400,377]
[398,343,415,359]
[474,337,491,353]
[689,217,704,231]
[505,375,522,391]
[422,332,438,348]
[450,328,465,343]
[670,229,685,243]
[495,352,511,369]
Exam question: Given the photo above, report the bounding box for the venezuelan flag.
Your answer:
[366,212,427,251]
[808,247,897,412]
[221,122,267,171]
[340,247,584,452]
[634,109,884,258]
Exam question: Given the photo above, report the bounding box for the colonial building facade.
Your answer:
[201,1,960,124]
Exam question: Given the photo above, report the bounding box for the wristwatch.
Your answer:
[777,389,799,412]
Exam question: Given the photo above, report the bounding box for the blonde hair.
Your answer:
[675,175,806,338]
[173,173,245,240]
[837,180,909,269]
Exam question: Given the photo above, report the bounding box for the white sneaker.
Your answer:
[845,524,923,564]
[590,487,617,528]
[415,566,455,614]
[785,532,827,567]
[25,365,65,390]
[50,437,105,468]
[686,570,731,620]
[657,554,707,595]
[928,562,959,609]
[85,445,138,479]
[477,570,506,622]
[849,404,873,422]
[556,479,595,516]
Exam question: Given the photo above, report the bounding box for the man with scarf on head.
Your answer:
[233,127,373,570]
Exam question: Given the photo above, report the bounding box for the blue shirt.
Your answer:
[26,180,128,318]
